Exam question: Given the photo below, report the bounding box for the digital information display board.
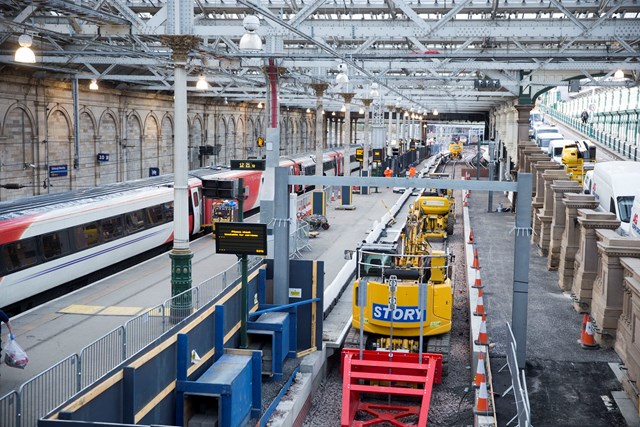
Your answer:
[230,159,266,171]
[214,222,267,256]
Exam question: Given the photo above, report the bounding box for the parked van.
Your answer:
[549,139,575,164]
[591,161,640,235]
[536,132,565,155]
[629,190,640,238]
[532,125,562,142]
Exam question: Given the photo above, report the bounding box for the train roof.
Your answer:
[0,174,203,220]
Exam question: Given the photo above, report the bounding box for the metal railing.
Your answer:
[541,106,638,162]
[0,254,262,427]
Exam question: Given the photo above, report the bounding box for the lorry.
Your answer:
[590,161,640,235]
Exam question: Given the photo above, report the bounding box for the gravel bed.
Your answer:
[302,163,475,426]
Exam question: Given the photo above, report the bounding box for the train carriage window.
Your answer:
[0,238,39,273]
[42,231,71,260]
[73,222,100,249]
[147,205,164,225]
[163,202,174,222]
[101,216,125,242]
[126,209,146,233]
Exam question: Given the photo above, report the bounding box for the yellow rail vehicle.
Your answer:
[449,142,463,159]
[351,242,453,354]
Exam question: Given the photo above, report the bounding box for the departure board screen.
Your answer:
[215,222,267,256]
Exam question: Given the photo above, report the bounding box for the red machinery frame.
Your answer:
[341,349,443,427]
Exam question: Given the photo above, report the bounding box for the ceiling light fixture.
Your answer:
[614,69,624,79]
[335,63,349,84]
[258,102,264,109]
[306,108,311,113]
[432,108,439,116]
[196,75,209,90]
[89,79,99,91]
[15,34,36,64]
[239,15,263,51]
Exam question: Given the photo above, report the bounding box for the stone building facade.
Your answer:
[0,74,318,202]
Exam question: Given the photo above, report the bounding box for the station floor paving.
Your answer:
[466,187,633,427]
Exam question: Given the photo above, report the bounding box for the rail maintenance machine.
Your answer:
[341,193,455,426]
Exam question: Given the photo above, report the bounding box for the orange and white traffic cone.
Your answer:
[580,314,599,349]
[471,247,481,270]
[468,228,475,244]
[472,268,484,289]
[474,315,489,346]
[474,375,492,415]
[473,288,486,316]
[331,191,335,202]
[473,352,486,388]
[463,195,469,207]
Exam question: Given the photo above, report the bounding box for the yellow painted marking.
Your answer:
[59,304,103,314]
[99,306,145,316]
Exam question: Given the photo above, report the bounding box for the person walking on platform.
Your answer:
[384,167,393,178]
[0,309,15,362]
[408,165,416,178]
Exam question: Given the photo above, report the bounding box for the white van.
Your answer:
[629,190,640,238]
[549,139,575,164]
[532,125,562,142]
[591,161,640,235]
[536,132,565,155]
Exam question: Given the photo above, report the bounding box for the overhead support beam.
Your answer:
[14,5,38,23]
[548,0,588,31]
[289,0,328,28]
[387,0,429,30]
[427,0,474,36]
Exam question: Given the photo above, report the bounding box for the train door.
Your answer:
[190,185,202,234]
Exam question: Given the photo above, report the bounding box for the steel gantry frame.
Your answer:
[0,0,639,115]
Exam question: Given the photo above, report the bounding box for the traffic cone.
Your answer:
[471,247,481,270]
[472,268,484,289]
[474,376,492,415]
[474,315,489,346]
[468,228,475,244]
[473,288,486,316]
[473,352,486,388]
[331,191,335,202]
[580,314,600,349]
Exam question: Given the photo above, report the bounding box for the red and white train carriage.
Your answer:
[0,147,358,310]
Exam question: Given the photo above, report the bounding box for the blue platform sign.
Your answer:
[49,164,68,178]
[149,167,160,177]
[97,153,110,162]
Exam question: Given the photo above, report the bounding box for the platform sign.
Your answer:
[355,148,364,162]
[372,149,383,162]
[97,153,110,162]
[149,167,160,176]
[49,165,68,178]
[230,159,266,171]
[215,222,267,256]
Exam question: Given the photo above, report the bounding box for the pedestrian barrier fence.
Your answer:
[500,322,532,427]
[0,254,262,427]
[18,354,78,427]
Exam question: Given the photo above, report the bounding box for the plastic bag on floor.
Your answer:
[3,339,29,369]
